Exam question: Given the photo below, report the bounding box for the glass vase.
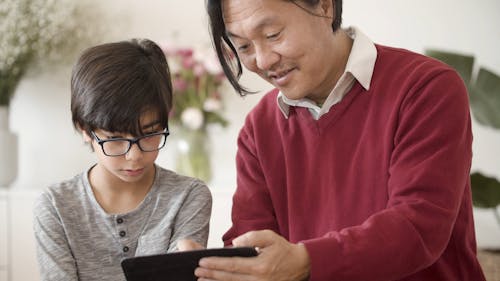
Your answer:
[174,127,212,183]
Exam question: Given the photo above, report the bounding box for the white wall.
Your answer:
[342,0,500,180]
[5,0,500,249]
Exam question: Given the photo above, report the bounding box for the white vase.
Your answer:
[0,106,18,187]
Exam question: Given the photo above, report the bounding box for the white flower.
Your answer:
[193,47,223,75]
[167,58,182,75]
[180,107,204,130]
[1,0,100,104]
[203,56,223,75]
[203,98,222,112]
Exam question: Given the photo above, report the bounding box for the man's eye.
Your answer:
[238,44,250,52]
[267,32,279,39]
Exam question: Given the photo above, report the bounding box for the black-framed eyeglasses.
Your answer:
[91,129,169,157]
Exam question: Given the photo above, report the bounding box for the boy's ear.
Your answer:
[81,130,92,143]
[77,124,92,143]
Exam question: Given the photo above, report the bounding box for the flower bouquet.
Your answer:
[160,43,229,182]
[161,44,228,130]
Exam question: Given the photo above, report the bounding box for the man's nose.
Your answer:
[254,44,279,71]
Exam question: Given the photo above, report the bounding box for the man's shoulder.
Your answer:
[373,44,462,92]
[375,44,453,73]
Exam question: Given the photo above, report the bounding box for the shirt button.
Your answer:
[119,231,126,237]
[123,246,129,252]
[117,218,123,224]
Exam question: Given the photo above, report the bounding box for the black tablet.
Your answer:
[121,247,258,281]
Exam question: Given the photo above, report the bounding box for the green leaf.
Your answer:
[425,49,500,130]
[424,49,474,85]
[469,87,494,127]
[470,172,500,209]
[205,112,229,127]
[470,68,500,129]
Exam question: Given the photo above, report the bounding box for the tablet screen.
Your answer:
[121,247,258,281]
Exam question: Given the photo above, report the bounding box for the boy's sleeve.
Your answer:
[33,192,79,281]
[167,180,212,251]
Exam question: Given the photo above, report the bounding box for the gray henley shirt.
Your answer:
[33,165,212,281]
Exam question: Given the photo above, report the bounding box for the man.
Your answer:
[188,0,486,280]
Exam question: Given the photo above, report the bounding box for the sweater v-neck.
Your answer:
[290,82,365,135]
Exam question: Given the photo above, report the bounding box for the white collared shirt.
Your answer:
[277,27,377,120]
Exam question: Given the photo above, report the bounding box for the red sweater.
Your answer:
[223,45,485,281]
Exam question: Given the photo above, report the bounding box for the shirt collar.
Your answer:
[344,26,377,91]
[277,26,377,119]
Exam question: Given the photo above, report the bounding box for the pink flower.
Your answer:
[176,48,193,58]
[173,77,188,92]
[182,56,196,69]
[193,64,206,77]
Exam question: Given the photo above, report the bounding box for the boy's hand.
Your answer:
[177,239,204,251]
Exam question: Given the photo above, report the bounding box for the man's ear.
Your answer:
[320,0,334,18]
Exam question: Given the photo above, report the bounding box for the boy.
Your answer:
[33,39,212,281]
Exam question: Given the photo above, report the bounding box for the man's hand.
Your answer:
[195,230,311,281]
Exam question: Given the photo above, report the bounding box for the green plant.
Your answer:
[425,49,500,226]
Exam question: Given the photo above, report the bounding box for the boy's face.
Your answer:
[83,110,164,186]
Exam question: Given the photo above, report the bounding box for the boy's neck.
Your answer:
[88,165,155,214]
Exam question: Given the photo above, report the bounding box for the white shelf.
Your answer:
[0,190,10,281]
[0,188,41,281]
[0,269,8,281]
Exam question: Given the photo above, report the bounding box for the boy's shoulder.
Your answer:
[36,171,88,209]
[46,172,86,195]
[154,166,211,197]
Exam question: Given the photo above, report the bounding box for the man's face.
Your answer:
[223,0,342,103]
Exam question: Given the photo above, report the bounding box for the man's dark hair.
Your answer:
[71,39,173,137]
[206,0,343,96]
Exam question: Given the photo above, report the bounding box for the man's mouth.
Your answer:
[267,67,296,86]
[268,68,294,79]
